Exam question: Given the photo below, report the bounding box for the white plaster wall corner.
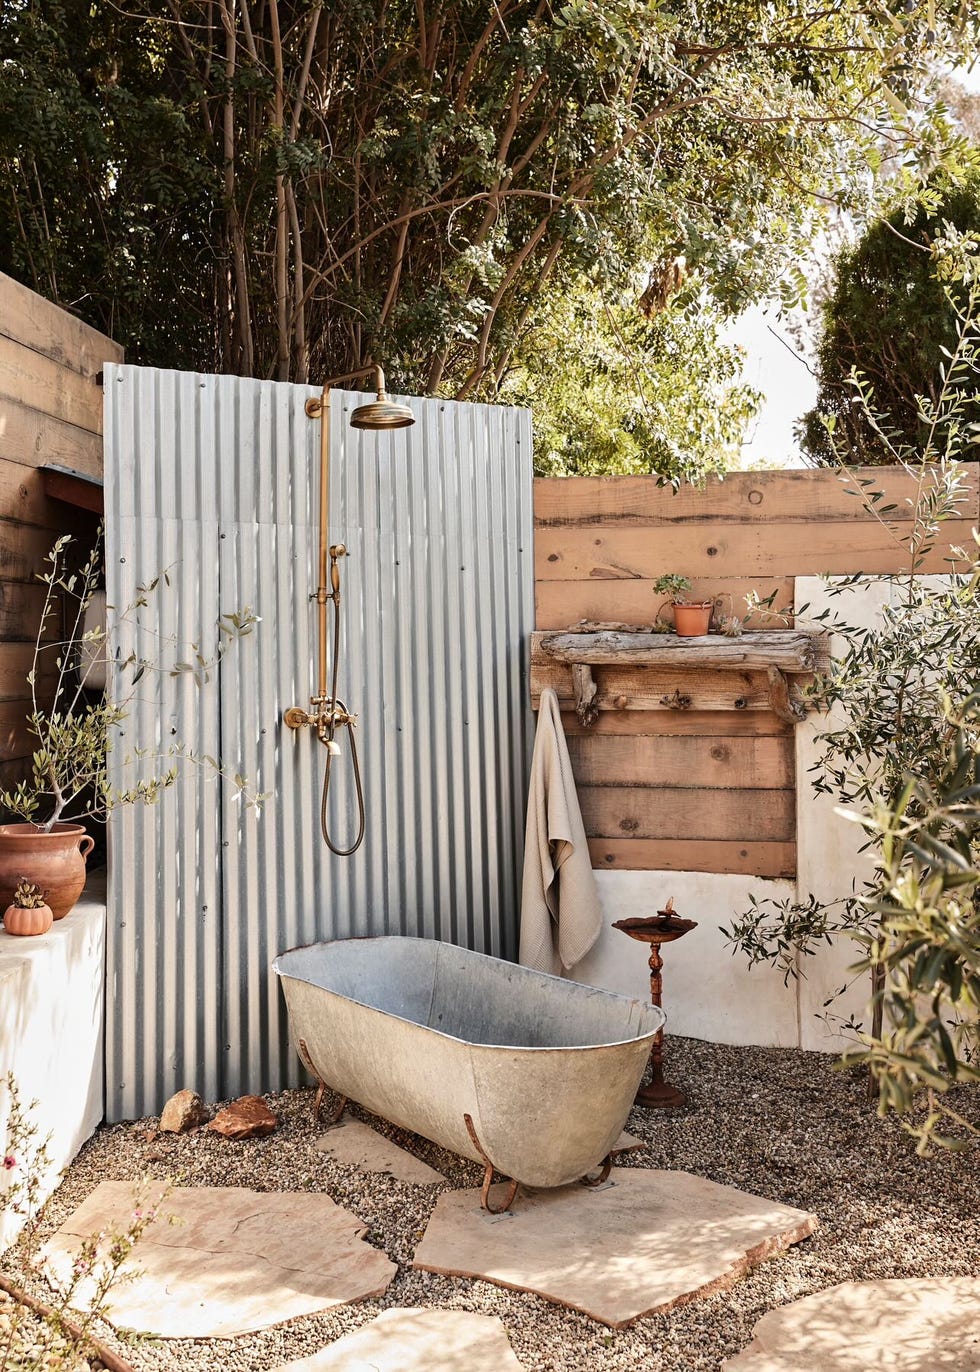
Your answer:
[0,875,106,1251]
[794,577,891,1053]
[570,870,799,1048]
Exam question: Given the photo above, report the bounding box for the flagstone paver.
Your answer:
[41,1181,396,1338]
[314,1118,445,1183]
[723,1277,980,1371]
[277,1307,527,1370]
[611,1129,645,1154]
[413,1168,816,1328]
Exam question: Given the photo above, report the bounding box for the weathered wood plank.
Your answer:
[0,458,79,531]
[537,628,828,672]
[535,520,979,580]
[0,273,122,378]
[0,699,34,764]
[0,396,105,478]
[0,644,57,702]
[532,660,788,713]
[534,577,795,631]
[0,335,104,435]
[567,733,794,789]
[533,466,980,526]
[0,582,53,642]
[587,836,797,877]
[579,784,795,842]
[40,466,104,515]
[0,755,32,800]
[559,708,793,737]
[0,518,63,583]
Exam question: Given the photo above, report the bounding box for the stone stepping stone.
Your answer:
[724,1277,980,1370]
[611,1129,645,1154]
[413,1167,816,1329]
[41,1181,396,1338]
[277,1307,526,1370]
[315,1118,445,1184]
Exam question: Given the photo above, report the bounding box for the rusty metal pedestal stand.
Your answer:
[613,900,697,1109]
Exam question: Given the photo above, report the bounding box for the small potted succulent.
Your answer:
[2,878,54,938]
[653,574,715,637]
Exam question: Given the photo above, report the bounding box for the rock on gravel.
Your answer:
[207,1095,277,1139]
[159,1089,211,1134]
[3,1036,977,1372]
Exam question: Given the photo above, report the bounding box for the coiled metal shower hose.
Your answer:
[320,552,365,856]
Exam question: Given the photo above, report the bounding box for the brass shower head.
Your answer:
[349,366,415,430]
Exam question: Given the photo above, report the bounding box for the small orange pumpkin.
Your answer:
[3,902,54,936]
[3,877,54,936]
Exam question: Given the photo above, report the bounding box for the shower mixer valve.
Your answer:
[283,701,357,741]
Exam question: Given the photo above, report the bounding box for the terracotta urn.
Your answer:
[673,602,713,636]
[0,823,95,920]
[2,900,54,937]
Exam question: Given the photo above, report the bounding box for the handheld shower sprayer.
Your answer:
[283,365,415,855]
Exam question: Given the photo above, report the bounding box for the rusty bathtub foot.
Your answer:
[480,1165,520,1215]
[579,1153,613,1188]
[464,1112,520,1214]
[297,1037,347,1127]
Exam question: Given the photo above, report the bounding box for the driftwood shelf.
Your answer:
[531,629,830,727]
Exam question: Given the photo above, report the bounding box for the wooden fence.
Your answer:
[532,466,980,877]
[0,273,120,795]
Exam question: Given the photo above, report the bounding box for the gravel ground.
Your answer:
[0,1289,105,1370]
[3,1037,978,1372]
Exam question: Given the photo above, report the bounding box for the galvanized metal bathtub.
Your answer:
[273,936,664,1210]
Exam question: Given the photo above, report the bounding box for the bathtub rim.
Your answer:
[272,933,665,1054]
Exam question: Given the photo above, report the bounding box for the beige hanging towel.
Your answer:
[519,686,603,975]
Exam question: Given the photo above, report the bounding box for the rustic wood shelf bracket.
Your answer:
[571,663,599,728]
[765,665,807,724]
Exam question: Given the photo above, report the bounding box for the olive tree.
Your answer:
[726,245,980,1146]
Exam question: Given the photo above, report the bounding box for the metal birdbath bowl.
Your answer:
[612,900,697,1108]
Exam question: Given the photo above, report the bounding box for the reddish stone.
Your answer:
[208,1095,277,1139]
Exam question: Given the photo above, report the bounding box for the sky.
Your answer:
[724,305,816,469]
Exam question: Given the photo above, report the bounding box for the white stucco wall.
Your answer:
[0,875,105,1250]
[573,871,799,1047]
[567,577,918,1054]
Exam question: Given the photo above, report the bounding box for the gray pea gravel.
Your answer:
[3,1036,978,1372]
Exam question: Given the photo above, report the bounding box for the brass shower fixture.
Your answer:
[284,364,415,855]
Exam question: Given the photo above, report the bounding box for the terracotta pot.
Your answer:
[672,602,713,636]
[3,901,54,937]
[0,823,95,920]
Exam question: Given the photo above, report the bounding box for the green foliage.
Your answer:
[0,533,262,829]
[0,1074,164,1368]
[726,245,980,1146]
[844,714,980,1152]
[802,172,980,465]
[504,284,760,481]
[653,574,694,602]
[2,1,978,477]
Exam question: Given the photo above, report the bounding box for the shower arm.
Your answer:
[285,364,385,734]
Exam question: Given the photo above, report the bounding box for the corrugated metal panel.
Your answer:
[103,366,533,1120]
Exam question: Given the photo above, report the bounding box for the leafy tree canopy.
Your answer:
[802,170,980,465]
[505,279,760,477]
[2,0,978,480]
